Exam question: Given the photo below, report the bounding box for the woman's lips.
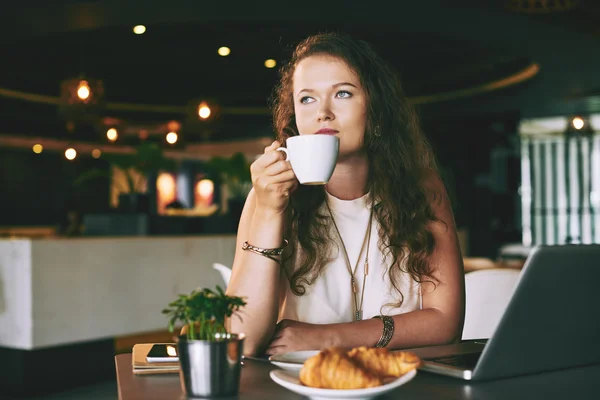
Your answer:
[315,129,339,135]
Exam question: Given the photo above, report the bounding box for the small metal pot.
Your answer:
[176,333,245,398]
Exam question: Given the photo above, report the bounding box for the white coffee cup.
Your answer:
[276,135,339,185]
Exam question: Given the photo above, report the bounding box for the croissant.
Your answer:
[347,346,422,378]
[299,348,383,389]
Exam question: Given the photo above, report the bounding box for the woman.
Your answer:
[227,32,465,357]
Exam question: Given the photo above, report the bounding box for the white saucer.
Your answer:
[268,350,319,371]
[269,368,417,400]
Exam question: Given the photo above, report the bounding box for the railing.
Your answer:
[520,133,600,245]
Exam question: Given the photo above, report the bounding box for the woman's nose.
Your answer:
[317,104,334,122]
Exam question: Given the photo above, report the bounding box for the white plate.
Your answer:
[269,368,417,400]
[268,350,320,371]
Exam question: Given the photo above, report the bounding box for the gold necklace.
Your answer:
[326,200,374,322]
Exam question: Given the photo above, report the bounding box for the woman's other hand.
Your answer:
[265,319,337,356]
[250,141,298,215]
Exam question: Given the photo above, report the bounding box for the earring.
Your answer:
[374,125,381,137]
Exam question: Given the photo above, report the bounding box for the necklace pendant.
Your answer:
[355,310,363,321]
[351,278,357,293]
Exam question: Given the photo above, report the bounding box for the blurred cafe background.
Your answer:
[0,0,599,398]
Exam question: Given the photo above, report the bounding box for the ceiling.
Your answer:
[1,0,599,147]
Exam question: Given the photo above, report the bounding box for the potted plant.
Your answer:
[162,286,247,398]
[206,152,252,222]
[75,143,176,213]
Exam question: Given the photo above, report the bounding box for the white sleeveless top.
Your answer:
[278,191,421,324]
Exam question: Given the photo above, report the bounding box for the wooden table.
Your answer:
[115,353,599,399]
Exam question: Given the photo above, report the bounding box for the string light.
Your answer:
[76,80,91,100]
[198,102,211,119]
[65,148,77,160]
[107,128,118,141]
[166,131,178,144]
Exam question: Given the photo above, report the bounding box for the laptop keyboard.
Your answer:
[426,352,482,370]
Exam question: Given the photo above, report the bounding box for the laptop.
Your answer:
[413,244,600,381]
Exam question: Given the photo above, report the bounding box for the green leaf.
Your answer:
[205,152,251,199]
[163,285,246,341]
[75,143,178,194]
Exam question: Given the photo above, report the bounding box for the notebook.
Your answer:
[132,343,179,375]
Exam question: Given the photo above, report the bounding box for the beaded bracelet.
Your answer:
[242,239,288,263]
[372,315,395,348]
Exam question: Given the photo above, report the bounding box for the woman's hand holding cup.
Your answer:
[250,141,298,214]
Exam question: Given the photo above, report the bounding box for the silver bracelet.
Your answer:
[372,315,395,348]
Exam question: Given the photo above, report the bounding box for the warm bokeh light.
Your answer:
[264,59,277,68]
[157,173,176,195]
[166,345,177,357]
[198,103,211,119]
[195,178,214,207]
[139,130,149,140]
[77,80,91,100]
[197,179,214,198]
[32,144,43,154]
[166,131,178,144]
[217,46,231,56]
[92,149,102,159]
[167,120,181,132]
[107,128,118,141]
[572,117,584,130]
[133,25,146,35]
[156,173,177,214]
[65,148,77,160]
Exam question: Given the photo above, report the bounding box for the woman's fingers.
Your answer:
[268,140,281,151]
[264,160,293,177]
[268,171,297,185]
[248,140,296,213]
[253,173,297,196]
[262,140,281,156]
[251,148,285,173]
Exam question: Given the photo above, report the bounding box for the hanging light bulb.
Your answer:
[77,80,91,100]
[186,100,219,141]
[106,128,118,141]
[58,77,105,123]
[65,148,77,160]
[166,131,178,144]
[198,102,211,119]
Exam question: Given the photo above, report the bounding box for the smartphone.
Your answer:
[146,344,179,363]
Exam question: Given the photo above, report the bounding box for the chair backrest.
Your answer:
[212,263,232,287]
[462,268,522,340]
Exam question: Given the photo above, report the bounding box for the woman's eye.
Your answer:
[300,96,315,104]
[336,90,352,99]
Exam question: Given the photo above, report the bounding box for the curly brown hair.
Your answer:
[271,32,443,307]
